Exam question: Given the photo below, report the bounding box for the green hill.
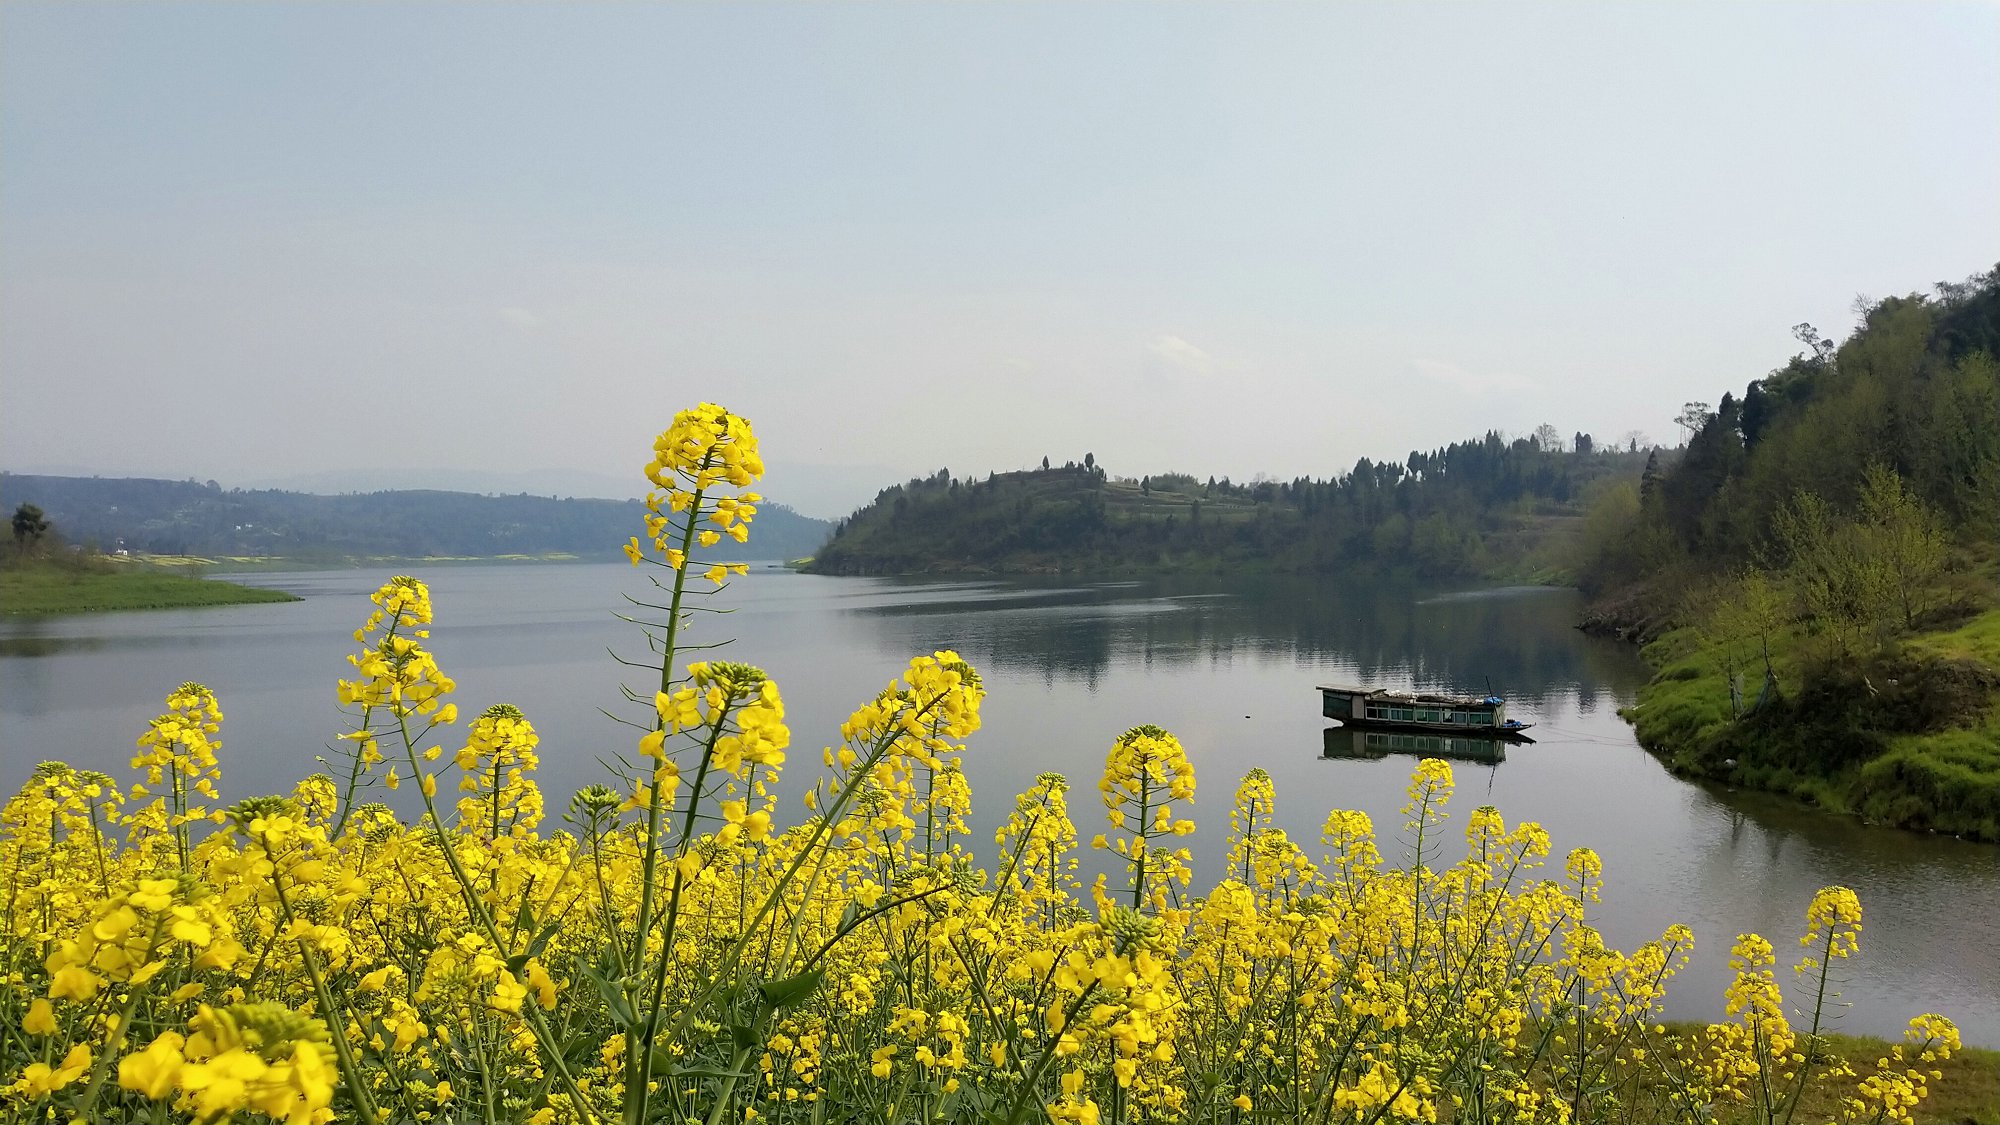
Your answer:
[1573,264,2000,839]
[0,475,833,564]
[807,439,1650,580]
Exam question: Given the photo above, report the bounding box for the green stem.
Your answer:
[332,698,381,839]
[703,1036,759,1125]
[630,700,732,1123]
[625,481,706,962]
[623,470,713,1125]
[70,926,158,1121]
[652,693,954,1054]
[171,748,190,871]
[1133,774,1150,912]
[1000,982,1103,1125]
[260,830,383,1125]
[392,710,598,1125]
[1779,925,1839,1125]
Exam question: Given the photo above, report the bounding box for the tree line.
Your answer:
[808,427,1649,578]
[1580,266,1998,594]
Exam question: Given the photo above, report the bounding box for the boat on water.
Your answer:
[1317,683,1535,742]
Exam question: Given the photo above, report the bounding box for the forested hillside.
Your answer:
[1574,265,2000,839]
[0,475,832,562]
[807,436,1650,579]
[1577,270,1999,595]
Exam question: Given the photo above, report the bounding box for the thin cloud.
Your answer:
[499,307,544,330]
[1408,357,1537,395]
[1148,334,1214,377]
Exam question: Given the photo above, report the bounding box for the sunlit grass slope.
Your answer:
[1625,567,2000,841]
[0,559,300,614]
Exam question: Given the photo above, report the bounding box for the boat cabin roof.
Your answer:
[1316,684,1504,709]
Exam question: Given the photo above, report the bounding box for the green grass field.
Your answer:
[0,564,300,614]
[1774,1035,1998,1124]
[1637,1027,2000,1124]
[1624,567,2000,840]
[127,550,585,571]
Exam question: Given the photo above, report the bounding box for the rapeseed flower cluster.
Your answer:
[1093,725,1197,915]
[453,705,544,842]
[0,404,1963,1125]
[627,402,762,585]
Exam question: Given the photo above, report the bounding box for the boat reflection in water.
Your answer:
[1321,726,1510,765]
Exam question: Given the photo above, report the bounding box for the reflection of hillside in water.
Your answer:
[849,576,1653,703]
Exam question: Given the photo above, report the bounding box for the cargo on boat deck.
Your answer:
[1317,683,1535,740]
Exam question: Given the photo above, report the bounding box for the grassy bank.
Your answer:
[1775,1033,1997,1124]
[133,550,586,572]
[0,560,300,614]
[1623,582,2000,841]
[1626,1026,2000,1123]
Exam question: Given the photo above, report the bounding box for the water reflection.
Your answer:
[846,576,1651,707]
[0,633,110,658]
[1320,726,1510,764]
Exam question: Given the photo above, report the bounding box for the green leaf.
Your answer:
[650,1052,750,1080]
[506,921,564,975]
[561,1030,602,1064]
[575,957,637,1030]
[757,968,824,1011]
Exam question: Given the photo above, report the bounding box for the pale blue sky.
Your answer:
[3,3,1995,517]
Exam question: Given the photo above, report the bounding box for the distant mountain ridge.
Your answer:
[1,462,895,523]
[0,474,833,562]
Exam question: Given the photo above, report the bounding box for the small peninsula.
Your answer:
[1,558,299,615]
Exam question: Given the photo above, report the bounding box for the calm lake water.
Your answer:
[3,564,1995,1044]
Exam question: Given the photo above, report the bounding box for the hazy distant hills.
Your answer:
[0,474,833,563]
[5,462,896,525]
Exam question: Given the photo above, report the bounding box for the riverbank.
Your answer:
[143,550,587,572]
[1611,576,2000,842]
[1654,1027,1996,1123]
[0,560,299,614]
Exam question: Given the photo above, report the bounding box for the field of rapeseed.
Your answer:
[0,405,1965,1125]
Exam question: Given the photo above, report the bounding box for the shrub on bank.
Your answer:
[0,406,1964,1125]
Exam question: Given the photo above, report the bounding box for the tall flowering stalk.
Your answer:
[616,404,764,1124]
[1093,725,1197,916]
[131,682,225,870]
[994,773,1082,931]
[453,704,545,845]
[329,576,457,835]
